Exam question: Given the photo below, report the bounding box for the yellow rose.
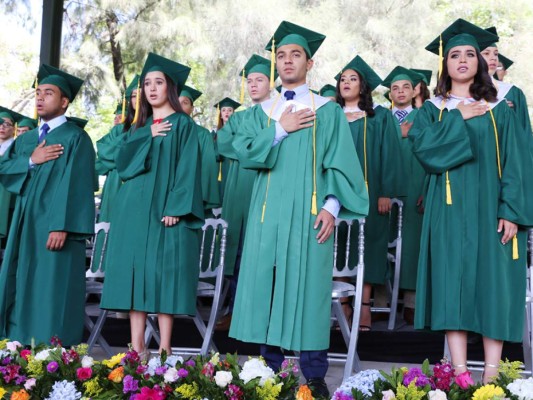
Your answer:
[102,353,125,368]
[108,366,125,383]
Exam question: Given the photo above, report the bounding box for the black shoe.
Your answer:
[306,378,330,399]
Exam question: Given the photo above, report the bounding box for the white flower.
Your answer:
[165,355,183,368]
[210,352,220,365]
[45,380,82,400]
[333,369,384,397]
[81,356,94,368]
[24,378,37,390]
[6,341,22,352]
[428,389,447,400]
[508,377,533,400]
[35,349,52,361]
[214,370,233,388]
[382,389,396,400]
[239,358,275,386]
[164,367,179,383]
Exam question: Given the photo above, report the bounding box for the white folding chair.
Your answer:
[144,218,229,356]
[329,218,366,380]
[386,198,404,330]
[85,222,114,357]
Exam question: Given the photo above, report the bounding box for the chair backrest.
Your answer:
[199,218,228,279]
[86,222,110,279]
[333,218,365,278]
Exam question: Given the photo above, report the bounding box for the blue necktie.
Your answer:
[284,90,296,101]
[395,109,408,123]
[39,123,50,143]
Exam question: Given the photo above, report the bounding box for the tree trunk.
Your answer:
[106,11,126,90]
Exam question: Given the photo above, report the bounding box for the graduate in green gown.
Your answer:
[93,76,140,272]
[494,54,513,82]
[212,97,240,202]
[481,27,532,135]
[179,85,221,211]
[0,65,95,346]
[0,107,23,240]
[14,117,37,136]
[214,54,275,331]
[229,21,368,396]
[411,69,433,109]
[100,53,204,356]
[382,67,426,324]
[410,19,533,383]
[335,55,405,330]
[319,84,336,102]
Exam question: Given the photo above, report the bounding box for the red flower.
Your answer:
[76,367,93,381]
[19,350,31,361]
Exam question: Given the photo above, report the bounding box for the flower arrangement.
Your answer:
[331,359,528,400]
[0,338,300,399]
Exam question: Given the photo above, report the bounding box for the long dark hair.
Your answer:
[133,72,184,130]
[434,49,497,102]
[414,81,431,106]
[123,93,137,132]
[335,70,375,117]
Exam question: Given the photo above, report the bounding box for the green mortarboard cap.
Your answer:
[67,116,88,129]
[240,54,277,79]
[114,103,123,115]
[36,64,84,102]
[265,21,326,58]
[125,75,140,99]
[426,18,499,55]
[335,55,382,91]
[382,66,423,89]
[498,54,513,71]
[319,84,337,98]
[411,69,432,85]
[18,117,37,129]
[482,27,499,49]
[213,97,241,110]
[0,106,24,124]
[140,52,190,91]
[180,86,202,103]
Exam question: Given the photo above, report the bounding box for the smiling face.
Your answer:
[276,44,313,87]
[0,117,14,141]
[247,72,271,103]
[144,71,169,108]
[339,69,361,103]
[480,46,499,76]
[35,83,69,121]
[446,45,478,85]
[390,79,414,108]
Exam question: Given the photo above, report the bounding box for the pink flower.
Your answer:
[20,350,31,361]
[76,367,93,381]
[132,386,166,400]
[24,378,36,391]
[455,371,474,389]
[6,341,22,352]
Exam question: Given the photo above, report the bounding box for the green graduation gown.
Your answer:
[216,111,257,275]
[100,112,204,315]
[0,121,95,345]
[496,80,532,135]
[0,139,14,238]
[196,124,221,211]
[411,97,533,342]
[229,96,369,351]
[344,106,405,285]
[213,129,230,202]
[392,109,426,291]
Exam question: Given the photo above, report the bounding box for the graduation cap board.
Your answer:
[335,55,382,91]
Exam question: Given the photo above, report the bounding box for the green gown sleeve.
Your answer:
[95,124,124,175]
[197,125,221,209]
[508,86,532,136]
[409,104,474,174]
[217,112,242,160]
[48,132,96,238]
[0,136,33,195]
[233,107,282,169]
[116,126,153,181]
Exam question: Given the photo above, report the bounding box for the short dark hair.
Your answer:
[335,70,376,117]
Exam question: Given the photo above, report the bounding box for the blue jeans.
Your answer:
[260,344,328,379]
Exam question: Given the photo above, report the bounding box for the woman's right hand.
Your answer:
[151,121,172,137]
[456,101,488,120]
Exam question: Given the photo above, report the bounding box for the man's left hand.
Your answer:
[314,209,335,244]
[47,231,67,251]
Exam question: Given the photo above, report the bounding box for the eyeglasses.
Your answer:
[0,121,14,128]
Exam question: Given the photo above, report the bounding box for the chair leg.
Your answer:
[144,315,161,349]
[523,304,533,374]
[86,310,114,357]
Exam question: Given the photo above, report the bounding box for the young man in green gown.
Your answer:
[229,21,369,397]
[0,64,95,346]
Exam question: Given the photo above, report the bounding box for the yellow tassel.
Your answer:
[120,91,126,123]
[445,171,452,205]
[270,38,276,89]
[131,80,141,124]
[261,202,266,223]
[311,192,318,216]
[512,235,519,260]
[218,162,222,182]
[365,181,368,192]
[33,77,38,119]
[438,34,443,79]
[14,122,18,138]
[391,100,394,110]
[240,69,246,104]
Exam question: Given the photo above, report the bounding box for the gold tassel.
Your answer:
[391,100,394,110]
[512,235,519,260]
[365,181,368,192]
[438,34,443,79]
[261,202,266,223]
[311,192,318,216]
[120,91,126,123]
[445,171,452,205]
[240,69,246,104]
[14,122,18,138]
[33,77,38,119]
[270,38,276,89]
[131,81,141,124]
[218,161,222,182]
